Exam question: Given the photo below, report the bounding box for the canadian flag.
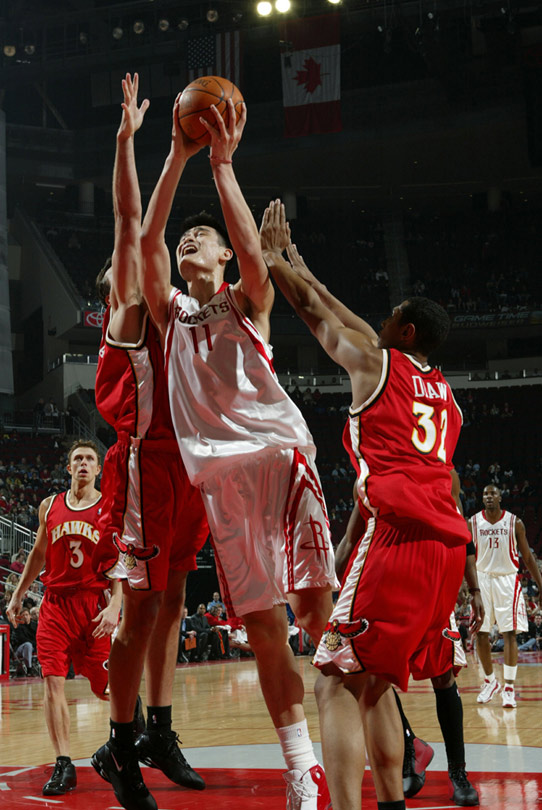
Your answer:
[279,14,341,138]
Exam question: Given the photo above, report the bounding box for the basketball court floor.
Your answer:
[1,650,540,809]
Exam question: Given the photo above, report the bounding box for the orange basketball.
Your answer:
[178,76,244,144]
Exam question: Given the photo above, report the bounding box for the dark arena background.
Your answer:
[0,1,540,808]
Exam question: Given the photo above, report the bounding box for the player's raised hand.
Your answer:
[117,72,150,141]
[171,93,204,161]
[202,98,247,163]
[260,199,291,255]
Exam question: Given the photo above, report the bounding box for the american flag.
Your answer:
[187,31,241,85]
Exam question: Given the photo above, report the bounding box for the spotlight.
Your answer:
[257,1,272,15]
[206,9,219,22]
[158,18,170,31]
[112,26,123,40]
[377,24,384,33]
[133,20,145,34]
[427,11,434,19]
[275,0,291,11]
[327,0,342,5]
[24,44,35,55]
[178,19,189,30]
[3,44,16,57]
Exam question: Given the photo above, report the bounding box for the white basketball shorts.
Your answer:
[478,570,528,634]
[200,447,339,617]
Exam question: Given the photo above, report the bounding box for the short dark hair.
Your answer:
[399,297,450,356]
[95,257,112,306]
[68,439,101,466]
[180,211,232,253]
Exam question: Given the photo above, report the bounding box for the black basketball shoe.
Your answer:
[448,766,479,806]
[42,759,77,795]
[91,741,157,810]
[135,729,205,790]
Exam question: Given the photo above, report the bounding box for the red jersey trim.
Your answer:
[481,509,505,523]
[349,350,390,417]
[403,353,432,374]
[165,289,183,387]
[225,286,275,373]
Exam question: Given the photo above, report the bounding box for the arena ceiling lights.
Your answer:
[256,0,341,15]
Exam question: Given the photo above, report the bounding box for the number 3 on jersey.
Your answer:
[69,539,84,568]
[411,401,448,462]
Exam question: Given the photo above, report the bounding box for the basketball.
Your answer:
[178,75,244,144]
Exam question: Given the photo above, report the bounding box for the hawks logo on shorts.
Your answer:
[112,534,160,570]
[442,627,462,643]
[323,618,369,652]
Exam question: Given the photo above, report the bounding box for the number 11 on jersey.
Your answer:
[190,324,214,353]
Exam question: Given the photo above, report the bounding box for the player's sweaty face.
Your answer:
[68,450,100,481]
[177,227,221,273]
[482,487,500,508]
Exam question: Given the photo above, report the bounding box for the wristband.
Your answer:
[209,155,232,165]
[469,588,480,594]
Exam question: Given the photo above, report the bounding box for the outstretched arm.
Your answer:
[109,73,149,343]
[202,101,274,338]
[141,96,203,343]
[285,241,379,346]
[6,498,50,625]
[260,200,377,383]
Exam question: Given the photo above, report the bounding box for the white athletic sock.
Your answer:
[503,665,517,683]
[485,671,496,683]
[276,719,318,774]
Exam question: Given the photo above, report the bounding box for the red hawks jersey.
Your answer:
[344,349,469,546]
[164,285,315,485]
[95,307,175,440]
[471,510,519,575]
[42,491,104,591]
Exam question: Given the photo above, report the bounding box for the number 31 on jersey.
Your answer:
[411,401,448,462]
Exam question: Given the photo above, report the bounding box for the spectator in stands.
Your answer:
[178,606,198,663]
[189,604,212,662]
[204,605,231,660]
[10,552,27,574]
[11,546,25,563]
[206,591,225,616]
[5,572,19,598]
[25,581,42,605]
[518,612,542,651]
[12,606,38,674]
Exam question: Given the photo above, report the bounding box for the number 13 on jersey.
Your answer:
[411,401,448,462]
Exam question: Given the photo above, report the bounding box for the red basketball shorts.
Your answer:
[313,517,466,691]
[94,436,209,590]
[37,589,110,697]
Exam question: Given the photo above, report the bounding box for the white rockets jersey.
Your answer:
[472,510,519,575]
[164,285,315,485]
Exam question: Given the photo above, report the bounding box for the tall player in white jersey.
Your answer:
[141,97,337,808]
[471,484,541,708]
